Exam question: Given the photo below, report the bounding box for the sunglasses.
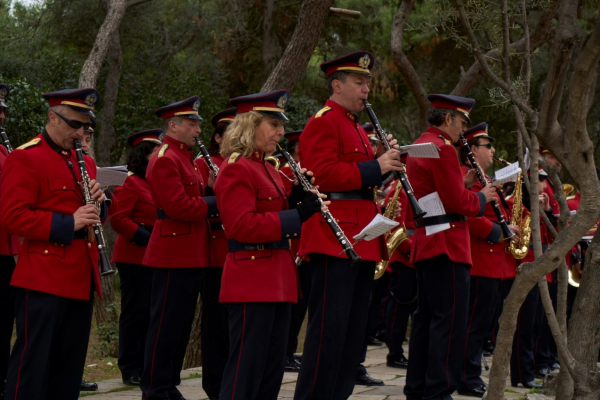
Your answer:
[53,112,91,130]
[475,143,493,150]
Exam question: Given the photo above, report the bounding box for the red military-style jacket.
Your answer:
[110,173,156,265]
[0,145,21,257]
[406,127,486,266]
[544,180,560,217]
[0,131,101,300]
[142,135,218,268]
[461,165,515,279]
[214,150,301,303]
[195,153,227,267]
[298,99,386,262]
[385,180,414,269]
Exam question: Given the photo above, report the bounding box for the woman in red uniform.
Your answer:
[214,90,325,400]
[109,129,162,386]
[193,107,236,398]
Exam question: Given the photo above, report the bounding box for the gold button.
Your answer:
[251,256,255,260]
[354,148,358,152]
[451,224,455,228]
[62,186,66,190]
[490,249,493,253]
[293,233,298,237]
[173,233,176,236]
[212,236,216,239]
[336,219,340,222]
[44,250,48,254]
[87,243,92,248]
[180,144,183,149]
[190,182,193,185]
[286,234,290,238]
[268,197,272,201]
[195,167,198,170]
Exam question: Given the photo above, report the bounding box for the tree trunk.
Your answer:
[261,0,336,92]
[96,31,123,167]
[79,0,128,88]
[261,0,277,74]
[183,298,202,369]
[390,0,428,132]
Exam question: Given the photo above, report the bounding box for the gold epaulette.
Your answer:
[566,195,576,201]
[315,106,332,118]
[438,135,451,145]
[16,138,41,150]
[228,152,241,164]
[158,144,169,157]
[127,171,135,176]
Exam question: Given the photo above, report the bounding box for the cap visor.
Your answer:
[0,101,7,108]
[68,105,95,118]
[459,111,471,124]
[259,111,289,121]
[185,114,202,121]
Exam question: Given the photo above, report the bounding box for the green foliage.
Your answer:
[97,302,119,358]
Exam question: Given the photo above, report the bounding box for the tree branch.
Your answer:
[390,0,428,132]
[126,0,152,7]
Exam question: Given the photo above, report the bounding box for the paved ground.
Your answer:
[79,345,536,399]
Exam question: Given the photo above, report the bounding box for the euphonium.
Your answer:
[493,157,531,259]
[375,182,409,279]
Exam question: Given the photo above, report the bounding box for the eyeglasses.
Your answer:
[475,143,493,150]
[53,111,91,130]
[453,115,469,128]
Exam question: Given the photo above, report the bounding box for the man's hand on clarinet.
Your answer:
[88,179,105,203]
[73,204,100,230]
[480,183,496,203]
[377,149,405,175]
[376,134,399,157]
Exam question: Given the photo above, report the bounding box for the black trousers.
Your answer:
[286,260,312,361]
[404,255,470,400]
[294,255,375,400]
[459,276,501,392]
[219,302,291,400]
[5,288,93,400]
[0,256,16,393]
[117,263,153,379]
[357,269,392,378]
[504,279,539,385]
[141,268,202,400]
[534,280,558,371]
[199,267,229,398]
[385,262,417,363]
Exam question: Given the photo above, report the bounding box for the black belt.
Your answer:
[324,190,374,201]
[73,228,89,240]
[228,239,289,252]
[139,224,154,234]
[209,221,224,231]
[157,209,169,219]
[414,213,467,228]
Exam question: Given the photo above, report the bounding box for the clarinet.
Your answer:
[195,138,219,177]
[0,121,13,153]
[459,135,515,240]
[277,144,362,265]
[362,100,426,219]
[73,139,115,276]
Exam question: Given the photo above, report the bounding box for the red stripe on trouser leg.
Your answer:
[309,256,328,399]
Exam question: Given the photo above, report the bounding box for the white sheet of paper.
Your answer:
[491,164,521,186]
[353,214,399,242]
[418,191,451,236]
[96,166,128,187]
[399,143,440,158]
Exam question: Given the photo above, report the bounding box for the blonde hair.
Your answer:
[220,111,268,158]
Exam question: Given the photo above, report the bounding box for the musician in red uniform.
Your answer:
[110,129,162,387]
[1,88,105,400]
[384,175,417,370]
[457,123,520,397]
[140,96,218,400]
[214,90,324,399]
[0,83,21,398]
[404,94,496,400]
[294,51,405,399]
[193,107,236,398]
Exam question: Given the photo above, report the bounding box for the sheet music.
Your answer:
[96,165,128,186]
[353,214,399,242]
[399,143,440,158]
[418,191,451,236]
[491,164,521,186]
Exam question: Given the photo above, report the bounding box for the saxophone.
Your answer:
[494,157,531,259]
[374,181,409,279]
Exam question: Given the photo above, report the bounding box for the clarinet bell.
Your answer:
[347,249,362,266]
[99,251,115,276]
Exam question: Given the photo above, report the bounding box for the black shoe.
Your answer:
[356,373,384,386]
[122,374,141,386]
[367,336,383,346]
[284,358,301,372]
[512,381,542,388]
[482,340,495,356]
[80,380,98,391]
[535,367,552,379]
[458,385,487,398]
[386,355,409,368]
[550,362,560,372]
[294,354,302,363]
